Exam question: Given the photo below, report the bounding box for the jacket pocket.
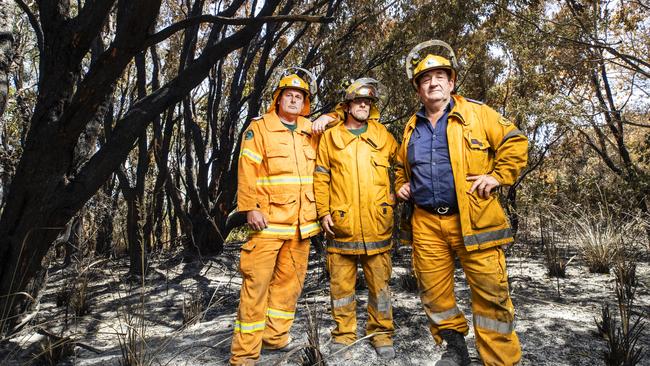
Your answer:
[463,132,490,175]
[376,202,394,237]
[303,190,317,222]
[303,144,316,161]
[239,239,257,278]
[467,193,507,231]
[331,206,353,239]
[267,146,293,174]
[269,193,297,224]
[372,156,390,186]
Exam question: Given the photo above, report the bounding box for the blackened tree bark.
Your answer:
[0,0,310,332]
[95,176,118,257]
[0,0,13,118]
[142,45,164,253]
[116,52,151,276]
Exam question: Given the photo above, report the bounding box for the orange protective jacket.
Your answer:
[237,111,321,239]
[314,112,398,255]
[395,95,528,251]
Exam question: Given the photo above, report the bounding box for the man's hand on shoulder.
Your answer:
[312,114,336,135]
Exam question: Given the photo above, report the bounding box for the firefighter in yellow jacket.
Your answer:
[230,70,321,365]
[313,78,398,359]
[395,41,528,366]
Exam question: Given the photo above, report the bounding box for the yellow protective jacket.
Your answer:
[238,111,321,239]
[395,95,528,251]
[314,115,399,255]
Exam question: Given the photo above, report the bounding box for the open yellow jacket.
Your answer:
[238,111,321,239]
[314,114,398,255]
[395,95,528,251]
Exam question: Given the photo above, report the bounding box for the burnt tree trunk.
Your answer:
[0,0,285,331]
[0,0,13,118]
[95,176,118,257]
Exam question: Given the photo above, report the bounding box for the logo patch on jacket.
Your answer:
[470,139,484,147]
[498,117,513,126]
[245,130,254,140]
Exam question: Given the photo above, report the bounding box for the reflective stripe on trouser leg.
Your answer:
[457,245,521,365]
[263,237,310,349]
[361,251,394,347]
[230,237,285,365]
[411,208,469,343]
[327,253,358,345]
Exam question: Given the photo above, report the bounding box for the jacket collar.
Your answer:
[449,95,470,125]
[331,119,386,150]
[405,94,470,135]
[263,111,312,134]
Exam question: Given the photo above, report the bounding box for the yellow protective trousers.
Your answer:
[230,236,310,365]
[411,207,521,366]
[327,251,394,347]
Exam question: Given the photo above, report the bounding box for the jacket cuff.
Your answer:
[490,171,513,187]
[317,210,330,220]
[237,198,258,213]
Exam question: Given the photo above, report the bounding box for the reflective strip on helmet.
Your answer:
[463,228,513,247]
[329,239,391,252]
[256,176,313,186]
[499,128,525,146]
[315,165,330,175]
[240,148,262,164]
[234,319,266,333]
[332,294,355,309]
[300,222,321,236]
[267,308,295,320]
[474,314,515,334]
[368,289,391,316]
[426,306,462,325]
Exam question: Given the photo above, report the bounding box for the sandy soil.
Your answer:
[1,238,649,366]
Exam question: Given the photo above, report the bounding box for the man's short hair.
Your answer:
[415,68,452,87]
[280,88,307,99]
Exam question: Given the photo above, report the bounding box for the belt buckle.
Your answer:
[436,206,450,215]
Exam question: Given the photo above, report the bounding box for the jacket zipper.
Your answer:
[291,130,303,234]
[355,138,366,249]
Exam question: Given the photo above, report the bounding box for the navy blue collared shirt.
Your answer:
[407,100,457,209]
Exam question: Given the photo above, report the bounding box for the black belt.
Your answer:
[418,205,458,216]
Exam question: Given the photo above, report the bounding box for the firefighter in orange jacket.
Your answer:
[395,41,527,366]
[313,78,398,359]
[230,70,321,365]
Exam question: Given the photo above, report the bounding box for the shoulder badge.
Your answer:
[245,130,254,140]
[466,98,484,105]
[498,116,513,126]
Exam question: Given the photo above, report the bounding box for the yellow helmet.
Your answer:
[276,74,310,95]
[333,77,384,122]
[406,40,458,89]
[270,67,318,116]
[343,77,382,102]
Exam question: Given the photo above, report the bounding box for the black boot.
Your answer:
[435,330,471,366]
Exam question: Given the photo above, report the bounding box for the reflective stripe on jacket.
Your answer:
[314,119,398,255]
[395,95,528,251]
[238,111,321,239]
